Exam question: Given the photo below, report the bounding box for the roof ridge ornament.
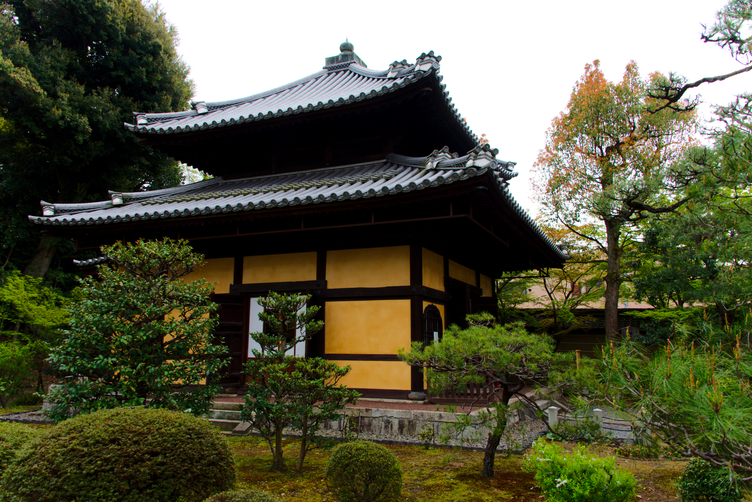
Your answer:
[465,144,499,168]
[387,59,410,79]
[192,101,208,115]
[324,39,367,70]
[415,51,441,73]
[110,192,124,206]
[41,201,54,216]
[424,146,457,169]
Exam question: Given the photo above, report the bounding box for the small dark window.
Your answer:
[423,305,443,346]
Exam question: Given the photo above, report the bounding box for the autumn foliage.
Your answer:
[534,60,698,339]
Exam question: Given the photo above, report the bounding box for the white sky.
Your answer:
[154,0,751,214]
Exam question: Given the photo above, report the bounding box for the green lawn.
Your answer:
[228,436,687,502]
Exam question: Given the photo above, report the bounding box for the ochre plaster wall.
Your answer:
[449,260,477,286]
[480,274,493,298]
[325,300,411,354]
[422,248,444,291]
[243,252,317,284]
[182,257,234,294]
[335,360,411,390]
[327,246,409,289]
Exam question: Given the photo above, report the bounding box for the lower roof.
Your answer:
[30,146,568,269]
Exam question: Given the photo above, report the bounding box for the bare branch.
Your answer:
[649,65,752,113]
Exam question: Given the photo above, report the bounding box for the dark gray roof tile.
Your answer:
[30,147,566,261]
[124,51,478,141]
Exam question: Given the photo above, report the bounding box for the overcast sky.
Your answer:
[153,0,751,214]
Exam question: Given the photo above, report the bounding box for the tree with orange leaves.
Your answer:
[534,60,699,341]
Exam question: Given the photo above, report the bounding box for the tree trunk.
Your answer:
[297,421,308,473]
[24,233,57,278]
[272,424,285,471]
[604,220,622,343]
[480,396,510,478]
[481,431,503,478]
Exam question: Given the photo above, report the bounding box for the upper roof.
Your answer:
[125,47,477,144]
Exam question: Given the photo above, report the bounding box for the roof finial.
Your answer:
[325,39,366,69]
[340,38,354,53]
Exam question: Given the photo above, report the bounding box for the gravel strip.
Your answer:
[0,409,52,425]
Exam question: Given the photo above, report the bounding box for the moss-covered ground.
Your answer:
[229,436,690,501]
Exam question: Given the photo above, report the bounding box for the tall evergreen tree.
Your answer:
[0,0,193,276]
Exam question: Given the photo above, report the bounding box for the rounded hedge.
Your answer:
[203,489,279,502]
[0,407,236,502]
[0,422,42,472]
[325,440,402,502]
[678,458,742,502]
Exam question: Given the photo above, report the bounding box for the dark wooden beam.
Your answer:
[410,243,424,393]
[233,255,243,285]
[230,280,325,295]
[325,354,401,361]
[312,250,328,358]
[317,286,450,303]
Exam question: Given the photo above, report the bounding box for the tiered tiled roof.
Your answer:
[29,145,568,261]
[125,49,477,144]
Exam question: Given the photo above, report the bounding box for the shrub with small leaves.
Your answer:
[47,238,227,422]
[203,490,279,502]
[0,342,32,408]
[325,440,402,502]
[616,443,662,460]
[0,422,41,472]
[0,407,235,502]
[547,417,610,444]
[677,458,742,502]
[419,423,436,450]
[525,438,636,502]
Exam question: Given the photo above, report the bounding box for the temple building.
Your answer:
[30,42,567,399]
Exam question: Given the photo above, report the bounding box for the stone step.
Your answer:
[207,409,242,421]
[209,418,242,432]
[212,401,242,412]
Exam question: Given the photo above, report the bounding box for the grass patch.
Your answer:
[227,436,686,502]
[0,405,41,416]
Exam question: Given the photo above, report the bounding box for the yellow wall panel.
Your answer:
[449,260,477,286]
[182,257,234,294]
[422,248,444,291]
[480,275,493,297]
[335,360,412,390]
[325,300,411,354]
[327,247,409,289]
[243,252,317,284]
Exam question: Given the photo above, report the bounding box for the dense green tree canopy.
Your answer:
[0,0,193,272]
[47,238,226,422]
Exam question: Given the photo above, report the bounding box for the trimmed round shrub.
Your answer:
[0,422,42,472]
[203,489,279,502]
[325,440,402,502]
[678,458,742,502]
[0,407,235,502]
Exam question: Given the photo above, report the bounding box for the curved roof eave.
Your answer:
[124,51,479,148]
[29,146,567,263]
